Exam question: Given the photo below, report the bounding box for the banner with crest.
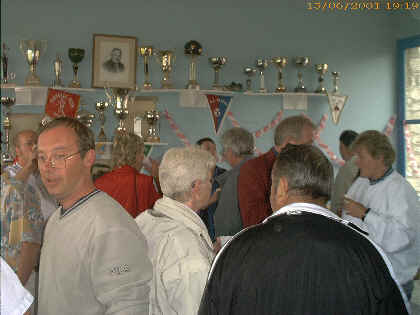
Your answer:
[206,94,233,135]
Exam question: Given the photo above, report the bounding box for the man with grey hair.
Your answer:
[213,127,255,237]
[136,147,216,315]
[237,115,315,227]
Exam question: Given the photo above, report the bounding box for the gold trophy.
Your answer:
[144,110,160,142]
[256,59,269,93]
[315,63,328,93]
[52,53,63,87]
[184,40,203,90]
[95,101,109,141]
[19,40,47,86]
[139,46,154,90]
[68,48,85,88]
[294,57,310,92]
[331,71,340,94]
[157,50,175,89]
[243,67,256,92]
[209,57,227,90]
[272,56,288,92]
[1,96,16,164]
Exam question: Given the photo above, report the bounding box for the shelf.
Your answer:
[96,141,168,146]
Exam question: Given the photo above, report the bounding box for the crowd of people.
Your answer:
[1,115,419,315]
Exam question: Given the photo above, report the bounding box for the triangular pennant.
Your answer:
[206,94,233,135]
[45,88,80,119]
[328,94,348,124]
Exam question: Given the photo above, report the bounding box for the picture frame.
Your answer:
[92,34,137,89]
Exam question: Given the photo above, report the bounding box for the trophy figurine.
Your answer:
[184,40,203,90]
[256,59,269,93]
[1,96,16,163]
[331,71,340,94]
[157,50,175,89]
[19,40,47,86]
[144,110,160,142]
[315,63,328,94]
[68,48,85,88]
[139,46,154,89]
[272,56,288,93]
[95,101,109,141]
[52,53,64,87]
[243,67,256,92]
[209,57,227,90]
[294,57,310,92]
[1,44,16,84]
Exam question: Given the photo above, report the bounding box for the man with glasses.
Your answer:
[36,117,152,315]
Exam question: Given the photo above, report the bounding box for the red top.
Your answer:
[95,165,161,218]
[237,148,276,227]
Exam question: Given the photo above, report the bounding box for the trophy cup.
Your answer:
[331,71,340,94]
[19,40,47,86]
[52,53,64,87]
[315,63,328,94]
[139,46,154,90]
[243,67,256,92]
[272,56,288,93]
[256,59,269,93]
[144,110,160,142]
[1,44,16,84]
[209,57,227,90]
[1,96,16,164]
[184,40,203,90]
[76,100,95,128]
[104,84,137,133]
[95,101,109,141]
[294,57,310,92]
[68,48,85,88]
[157,50,175,89]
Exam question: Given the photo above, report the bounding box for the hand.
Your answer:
[343,197,368,219]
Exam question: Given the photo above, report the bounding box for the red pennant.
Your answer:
[45,88,80,118]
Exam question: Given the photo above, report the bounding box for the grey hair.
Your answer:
[274,115,315,146]
[111,131,144,169]
[159,147,216,202]
[221,127,254,156]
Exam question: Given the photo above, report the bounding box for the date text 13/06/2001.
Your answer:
[307,1,419,11]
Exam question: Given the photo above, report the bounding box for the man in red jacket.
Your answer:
[237,115,315,227]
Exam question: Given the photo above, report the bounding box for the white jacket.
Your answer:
[136,196,214,315]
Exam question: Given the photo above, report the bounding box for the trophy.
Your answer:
[144,110,160,142]
[19,40,47,86]
[256,59,269,93]
[68,48,85,88]
[1,44,16,84]
[315,64,328,94]
[104,84,137,133]
[52,53,63,87]
[184,40,203,90]
[76,100,95,128]
[209,57,227,90]
[243,67,256,92]
[1,96,16,164]
[95,101,109,141]
[331,71,340,94]
[139,46,154,89]
[157,50,175,89]
[294,57,310,92]
[272,56,288,93]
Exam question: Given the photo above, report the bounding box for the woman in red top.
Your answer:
[95,132,161,218]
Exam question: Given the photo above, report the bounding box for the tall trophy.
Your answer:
[256,59,269,93]
[139,46,154,89]
[184,40,203,90]
[68,48,85,88]
[294,56,310,92]
[19,40,47,86]
[272,56,288,93]
[243,67,256,92]
[52,53,64,87]
[315,63,328,94]
[209,57,227,90]
[157,50,175,89]
[1,96,16,164]
[95,101,109,141]
[144,110,160,142]
[1,44,16,84]
[331,71,340,94]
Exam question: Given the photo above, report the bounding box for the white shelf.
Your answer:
[243,91,328,97]
[96,141,168,146]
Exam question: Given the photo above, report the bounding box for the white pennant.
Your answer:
[328,94,349,124]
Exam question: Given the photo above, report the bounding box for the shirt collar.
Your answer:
[369,167,393,185]
[266,202,342,223]
[60,189,101,218]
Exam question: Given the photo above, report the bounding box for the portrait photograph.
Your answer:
[92,34,137,89]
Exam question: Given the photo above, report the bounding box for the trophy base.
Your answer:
[275,86,287,93]
[69,81,81,88]
[97,129,107,142]
[294,86,307,92]
[186,81,200,90]
[258,88,268,93]
[24,73,41,86]
[212,84,224,90]
[315,87,327,94]
[143,82,152,90]
[52,79,64,88]
[145,136,160,143]
[1,152,14,164]
[161,83,174,89]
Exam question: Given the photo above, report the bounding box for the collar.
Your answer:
[60,189,101,218]
[267,202,342,223]
[369,167,393,185]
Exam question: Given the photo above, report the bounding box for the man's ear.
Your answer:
[83,149,96,168]
[275,177,289,203]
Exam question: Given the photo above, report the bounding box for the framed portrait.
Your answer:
[92,34,137,89]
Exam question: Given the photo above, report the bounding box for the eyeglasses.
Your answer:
[37,151,81,169]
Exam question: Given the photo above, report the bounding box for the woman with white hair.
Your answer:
[136,146,216,315]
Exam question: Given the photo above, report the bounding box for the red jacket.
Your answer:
[95,165,161,218]
[237,148,276,227]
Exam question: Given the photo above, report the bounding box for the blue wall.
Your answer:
[1,0,419,168]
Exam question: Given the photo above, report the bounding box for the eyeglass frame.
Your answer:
[37,150,82,169]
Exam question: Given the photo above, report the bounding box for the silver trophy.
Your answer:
[315,63,328,94]
[52,53,64,87]
[157,50,175,89]
[209,57,227,90]
[185,40,203,90]
[272,56,288,93]
[139,46,154,90]
[256,59,269,93]
[294,57,310,92]
[144,110,161,142]
[105,84,137,134]
[76,100,95,128]
[95,101,109,141]
[1,96,16,164]
[1,44,16,84]
[243,67,256,92]
[331,71,340,94]
[19,40,47,86]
